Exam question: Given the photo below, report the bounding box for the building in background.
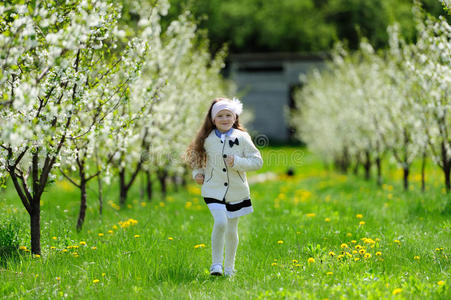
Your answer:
[226,53,326,143]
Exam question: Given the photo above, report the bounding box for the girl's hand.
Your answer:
[225,155,234,167]
[195,174,204,184]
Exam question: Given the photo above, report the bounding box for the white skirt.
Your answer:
[204,197,253,218]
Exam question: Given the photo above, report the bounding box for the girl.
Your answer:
[186,97,263,277]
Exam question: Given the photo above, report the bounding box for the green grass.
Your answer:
[0,147,450,299]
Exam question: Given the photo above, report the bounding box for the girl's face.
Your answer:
[213,109,236,132]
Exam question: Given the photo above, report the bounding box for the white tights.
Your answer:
[210,209,239,270]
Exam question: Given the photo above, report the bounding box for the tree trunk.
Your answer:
[146,170,153,201]
[375,155,382,186]
[421,150,426,192]
[157,170,168,199]
[119,168,127,205]
[76,175,87,232]
[363,151,371,181]
[403,166,409,191]
[98,173,103,215]
[444,163,450,194]
[172,175,178,192]
[30,203,41,255]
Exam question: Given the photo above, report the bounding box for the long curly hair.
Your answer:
[185,98,246,169]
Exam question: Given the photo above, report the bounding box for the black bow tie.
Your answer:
[229,138,239,148]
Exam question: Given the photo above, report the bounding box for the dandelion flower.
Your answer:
[19,246,27,251]
[52,237,57,240]
[134,235,140,238]
[108,230,113,234]
[56,277,61,281]
[93,279,100,284]
[98,233,104,237]
[50,246,56,250]
[292,259,298,264]
[437,281,445,286]
[356,214,363,219]
[306,213,316,217]
[307,257,315,263]
[80,241,86,246]
[392,288,402,295]
[168,237,174,241]
[340,243,348,249]
[359,249,366,255]
[62,249,68,253]
[354,257,360,261]
[91,246,97,250]
[329,251,335,257]
[351,240,357,244]
[277,240,284,245]
[376,252,382,256]
[364,253,371,259]
[102,273,106,277]
[355,245,362,250]
[271,262,277,266]
[414,256,420,260]
[394,240,401,245]
[326,272,333,276]
[324,218,331,222]
[346,233,352,237]
[33,254,41,258]
[359,221,365,225]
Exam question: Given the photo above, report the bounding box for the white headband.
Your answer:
[211,98,243,120]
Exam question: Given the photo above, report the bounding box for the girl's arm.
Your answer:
[231,133,263,172]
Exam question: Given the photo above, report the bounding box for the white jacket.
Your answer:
[192,129,263,202]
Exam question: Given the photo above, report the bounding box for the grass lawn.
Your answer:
[0,147,449,299]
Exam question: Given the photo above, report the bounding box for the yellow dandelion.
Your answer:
[307,257,315,263]
[52,236,57,240]
[271,262,277,266]
[292,259,298,264]
[340,243,348,249]
[394,240,401,245]
[102,273,106,277]
[50,246,56,250]
[438,281,445,286]
[112,225,118,230]
[134,235,140,238]
[352,250,358,254]
[375,238,380,242]
[326,272,333,276]
[62,249,68,253]
[108,230,113,234]
[306,213,316,217]
[98,233,104,237]
[159,202,165,207]
[168,237,174,241]
[356,214,363,219]
[277,240,284,244]
[56,277,61,281]
[80,241,86,246]
[346,233,352,237]
[93,279,100,284]
[337,255,344,260]
[33,254,41,258]
[392,288,402,295]
[346,252,352,258]
[359,221,365,225]
[19,246,27,251]
[376,252,382,256]
[355,245,362,249]
[91,246,97,250]
[324,218,331,222]
[359,249,366,255]
[329,251,335,257]
[414,256,420,260]
[364,253,371,259]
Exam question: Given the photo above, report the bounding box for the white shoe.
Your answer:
[210,264,223,276]
[224,268,236,277]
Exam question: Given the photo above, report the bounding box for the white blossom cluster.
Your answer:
[0,0,226,193]
[291,9,450,189]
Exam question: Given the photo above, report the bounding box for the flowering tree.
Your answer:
[0,0,143,253]
[291,3,450,192]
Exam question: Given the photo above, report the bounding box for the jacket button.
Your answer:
[223,154,227,158]
[223,168,226,172]
[224,182,228,186]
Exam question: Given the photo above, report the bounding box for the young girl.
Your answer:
[186,97,263,277]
